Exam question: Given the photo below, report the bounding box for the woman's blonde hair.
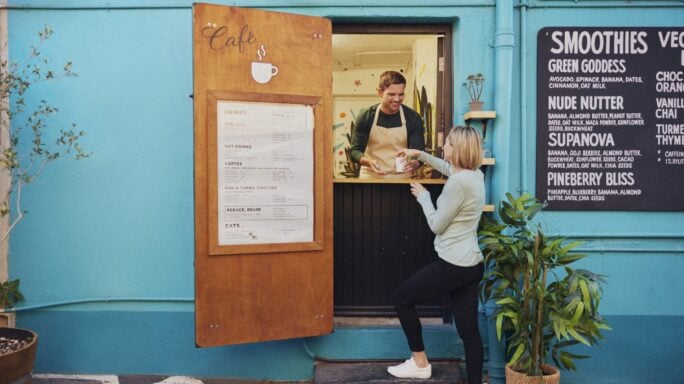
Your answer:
[446,125,482,170]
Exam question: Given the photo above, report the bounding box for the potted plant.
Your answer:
[1,26,89,382]
[479,193,610,383]
[462,73,485,111]
[1,279,37,384]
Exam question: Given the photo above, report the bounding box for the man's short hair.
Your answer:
[378,70,406,91]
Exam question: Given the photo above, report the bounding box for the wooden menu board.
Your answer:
[193,4,333,346]
[206,91,323,256]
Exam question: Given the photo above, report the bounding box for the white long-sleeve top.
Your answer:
[415,152,485,267]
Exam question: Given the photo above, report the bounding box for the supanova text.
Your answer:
[548,133,615,147]
[548,29,684,55]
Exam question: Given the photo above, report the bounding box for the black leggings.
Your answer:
[392,258,484,384]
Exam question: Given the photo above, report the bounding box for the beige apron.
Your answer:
[359,105,407,179]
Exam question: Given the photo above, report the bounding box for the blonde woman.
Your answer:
[388,126,485,383]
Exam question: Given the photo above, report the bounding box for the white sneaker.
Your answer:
[387,357,432,379]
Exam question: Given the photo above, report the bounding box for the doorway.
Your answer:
[332,24,454,317]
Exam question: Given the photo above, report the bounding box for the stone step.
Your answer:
[314,361,470,384]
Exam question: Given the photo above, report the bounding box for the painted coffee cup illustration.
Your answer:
[251,62,279,84]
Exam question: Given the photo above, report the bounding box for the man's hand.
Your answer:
[369,159,387,175]
[407,159,421,172]
[361,156,386,175]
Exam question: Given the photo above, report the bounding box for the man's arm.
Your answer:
[349,107,373,163]
[406,111,426,171]
[406,111,426,150]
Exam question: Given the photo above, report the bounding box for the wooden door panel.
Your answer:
[193,3,333,347]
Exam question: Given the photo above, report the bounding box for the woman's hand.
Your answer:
[410,182,426,198]
[396,149,422,174]
[396,148,421,160]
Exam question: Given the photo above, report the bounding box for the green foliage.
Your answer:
[413,82,433,151]
[0,26,90,307]
[462,73,485,102]
[338,113,360,178]
[0,278,24,308]
[479,193,611,377]
[341,131,360,178]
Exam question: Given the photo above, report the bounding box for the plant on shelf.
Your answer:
[462,73,485,111]
[479,193,610,383]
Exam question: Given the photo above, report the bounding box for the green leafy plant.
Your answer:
[0,26,90,309]
[0,279,23,309]
[413,82,433,151]
[462,73,485,102]
[479,193,611,377]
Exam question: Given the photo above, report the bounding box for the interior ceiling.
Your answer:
[332,34,426,70]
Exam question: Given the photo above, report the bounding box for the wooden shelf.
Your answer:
[465,110,496,141]
[464,110,496,120]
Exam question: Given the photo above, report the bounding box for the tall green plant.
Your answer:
[1,26,89,307]
[479,193,610,377]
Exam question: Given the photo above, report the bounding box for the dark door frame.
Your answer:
[332,23,455,318]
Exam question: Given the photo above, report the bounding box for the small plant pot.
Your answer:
[468,101,484,111]
[505,364,560,384]
[0,327,38,384]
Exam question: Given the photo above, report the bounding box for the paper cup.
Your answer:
[395,156,407,173]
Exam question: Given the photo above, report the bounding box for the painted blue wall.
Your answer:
[5,0,684,383]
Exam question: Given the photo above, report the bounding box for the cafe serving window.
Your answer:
[332,24,453,180]
[332,24,454,317]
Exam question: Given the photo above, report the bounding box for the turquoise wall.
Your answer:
[5,0,684,383]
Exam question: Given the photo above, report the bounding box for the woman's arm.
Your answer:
[417,152,453,177]
[411,180,465,235]
[396,148,454,175]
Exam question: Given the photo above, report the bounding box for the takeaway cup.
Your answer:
[395,154,407,173]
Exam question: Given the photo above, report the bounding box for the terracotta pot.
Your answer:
[505,364,560,384]
[0,327,38,383]
[469,101,484,111]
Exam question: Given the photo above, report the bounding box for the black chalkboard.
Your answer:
[536,27,684,211]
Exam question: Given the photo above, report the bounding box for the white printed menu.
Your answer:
[217,100,314,245]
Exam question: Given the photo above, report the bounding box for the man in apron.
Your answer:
[350,71,426,179]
